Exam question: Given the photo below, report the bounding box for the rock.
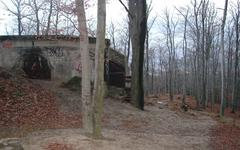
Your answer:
[0,138,24,150]
[158,101,168,109]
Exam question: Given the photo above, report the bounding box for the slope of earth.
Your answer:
[211,122,240,150]
[20,80,216,150]
[0,68,82,138]
[0,69,217,150]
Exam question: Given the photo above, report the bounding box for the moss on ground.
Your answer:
[61,76,82,91]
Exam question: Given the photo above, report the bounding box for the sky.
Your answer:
[104,0,225,23]
[0,0,231,35]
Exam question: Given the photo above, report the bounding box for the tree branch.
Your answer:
[118,0,133,19]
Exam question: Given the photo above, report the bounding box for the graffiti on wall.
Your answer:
[45,47,64,57]
[73,54,82,72]
[1,40,13,49]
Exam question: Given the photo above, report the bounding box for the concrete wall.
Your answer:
[0,36,102,81]
[0,35,125,82]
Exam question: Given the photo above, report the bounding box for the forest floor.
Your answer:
[0,68,239,150]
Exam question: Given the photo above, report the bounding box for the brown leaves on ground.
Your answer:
[45,142,74,150]
[0,68,82,133]
[211,123,240,150]
[0,78,57,127]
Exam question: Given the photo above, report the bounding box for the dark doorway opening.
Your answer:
[105,60,125,88]
[23,48,51,79]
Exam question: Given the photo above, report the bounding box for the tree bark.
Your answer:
[75,0,93,133]
[146,28,150,95]
[232,3,240,113]
[129,0,147,110]
[46,0,53,35]
[32,0,40,35]
[220,0,229,117]
[182,9,188,105]
[92,0,106,138]
[124,22,130,79]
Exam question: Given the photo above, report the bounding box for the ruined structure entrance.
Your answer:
[105,60,125,88]
[23,48,51,79]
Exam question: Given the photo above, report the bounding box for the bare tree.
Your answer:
[192,0,202,107]
[119,0,147,110]
[52,0,61,35]
[26,0,46,35]
[145,0,157,95]
[108,21,117,50]
[232,0,240,113]
[92,0,106,138]
[220,0,229,117]
[75,0,93,134]
[1,0,27,35]
[116,17,130,76]
[163,9,178,101]
[176,7,189,105]
[149,47,156,93]
[45,0,53,35]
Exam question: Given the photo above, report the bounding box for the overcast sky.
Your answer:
[0,0,232,35]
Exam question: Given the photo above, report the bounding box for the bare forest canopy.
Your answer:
[0,1,240,148]
[0,0,239,112]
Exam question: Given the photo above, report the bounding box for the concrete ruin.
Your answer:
[0,35,125,87]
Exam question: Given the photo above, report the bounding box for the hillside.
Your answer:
[0,67,239,150]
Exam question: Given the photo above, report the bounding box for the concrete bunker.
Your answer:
[22,48,51,79]
[0,35,126,86]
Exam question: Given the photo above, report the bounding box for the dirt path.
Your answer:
[17,80,216,150]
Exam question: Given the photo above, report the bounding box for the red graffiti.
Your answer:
[2,40,13,48]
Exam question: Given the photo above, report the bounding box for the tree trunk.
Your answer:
[75,0,93,133]
[182,10,188,105]
[33,0,40,35]
[220,0,229,117]
[55,9,59,35]
[46,0,53,35]
[124,23,130,77]
[129,0,147,110]
[232,5,240,113]
[17,12,22,36]
[92,0,106,138]
[17,0,22,36]
[146,29,150,95]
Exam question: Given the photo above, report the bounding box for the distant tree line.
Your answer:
[3,0,238,117]
[142,0,238,116]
